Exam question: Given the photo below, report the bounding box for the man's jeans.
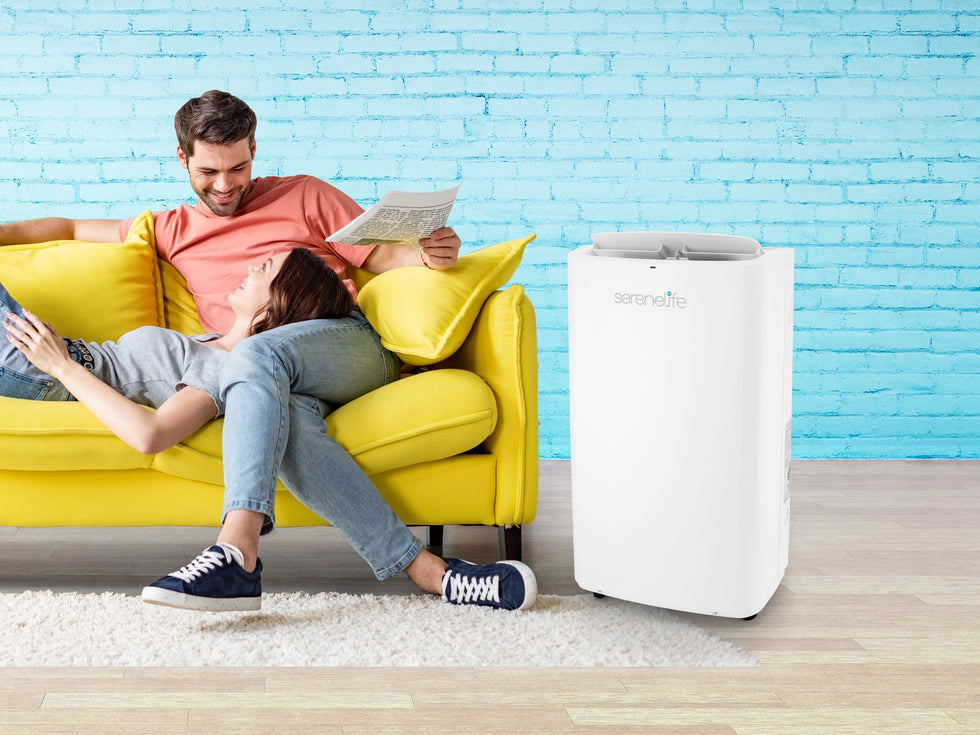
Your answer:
[218,309,423,580]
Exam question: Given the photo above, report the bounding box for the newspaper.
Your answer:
[326,185,460,249]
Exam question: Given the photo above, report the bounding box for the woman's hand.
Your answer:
[3,309,72,378]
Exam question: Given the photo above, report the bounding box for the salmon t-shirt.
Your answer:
[119,175,372,334]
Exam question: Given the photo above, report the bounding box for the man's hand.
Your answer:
[418,227,461,270]
[361,226,464,274]
[3,310,72,379]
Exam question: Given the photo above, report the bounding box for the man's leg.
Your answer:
[143,312,415,610]
[218,311,414,569]
[142,311,536,611]
[273,381,536,609]
[277,392,422,580]
[225,392,446,590]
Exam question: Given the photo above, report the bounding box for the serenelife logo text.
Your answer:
[612,290,687,309]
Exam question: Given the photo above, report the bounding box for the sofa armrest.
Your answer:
[440,284,538,525]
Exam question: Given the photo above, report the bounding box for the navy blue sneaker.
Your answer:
[141,543,262,612]
[441,558,537,611]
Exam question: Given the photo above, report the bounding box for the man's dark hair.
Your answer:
[174,90,257,157]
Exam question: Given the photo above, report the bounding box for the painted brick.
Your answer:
[190,12,247,32]
[16,183,76,202]
[130,13,190,33]
[842,14,900,33]
[11,11,73,33]
[900,13,958,33]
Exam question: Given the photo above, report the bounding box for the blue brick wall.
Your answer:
[2,1,978,459]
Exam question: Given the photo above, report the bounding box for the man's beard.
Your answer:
[200,188,246,216]
[194,180,253,216]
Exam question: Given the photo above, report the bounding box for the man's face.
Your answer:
[178,138,256,217]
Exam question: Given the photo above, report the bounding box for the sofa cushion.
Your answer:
[0,211,163,341]
[0,367,497,481]
[0,400,153,472]
[357,234,534,365]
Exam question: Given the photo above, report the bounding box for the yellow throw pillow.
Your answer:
[0,211,164,342]
[158,258,205,335]
[358,234,535,365]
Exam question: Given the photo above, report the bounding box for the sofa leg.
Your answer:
[427,525,444,552]
[498,526,522,561]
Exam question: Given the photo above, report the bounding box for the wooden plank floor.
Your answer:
[1,459,978,733]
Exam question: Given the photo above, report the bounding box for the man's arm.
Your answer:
[360,227,462,274]
[0,218,124,246]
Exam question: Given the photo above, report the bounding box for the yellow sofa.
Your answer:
[0,213,538,560]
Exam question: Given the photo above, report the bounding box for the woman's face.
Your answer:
[228,251,289,318]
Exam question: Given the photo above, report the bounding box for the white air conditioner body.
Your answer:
[567,232,794,618]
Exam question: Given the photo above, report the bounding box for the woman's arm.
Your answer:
[3,310,217,454]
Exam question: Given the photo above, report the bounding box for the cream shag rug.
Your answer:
[0,590,757,667]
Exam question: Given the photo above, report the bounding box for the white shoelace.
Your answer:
[168,546,232,583]
[444,570,501,604]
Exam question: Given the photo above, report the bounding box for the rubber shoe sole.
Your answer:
[141,585,261,612]
[504,560,538,611]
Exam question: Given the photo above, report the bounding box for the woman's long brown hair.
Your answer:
[248,248,355,336]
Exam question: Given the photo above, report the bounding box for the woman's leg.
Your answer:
[0,281,72,401]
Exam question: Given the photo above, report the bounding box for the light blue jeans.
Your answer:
[0,281,73,401]
[217,309,423,580]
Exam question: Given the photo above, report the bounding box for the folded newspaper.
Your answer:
[326,185,460,249]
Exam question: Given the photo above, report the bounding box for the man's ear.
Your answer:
[177,145,189,170]
[250,141,257,159]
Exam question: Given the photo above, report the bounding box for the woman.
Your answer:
[1,247,353,455]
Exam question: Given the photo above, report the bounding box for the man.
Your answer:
[0,90,536,612]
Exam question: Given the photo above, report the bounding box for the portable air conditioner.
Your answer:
[567,232,793,618]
